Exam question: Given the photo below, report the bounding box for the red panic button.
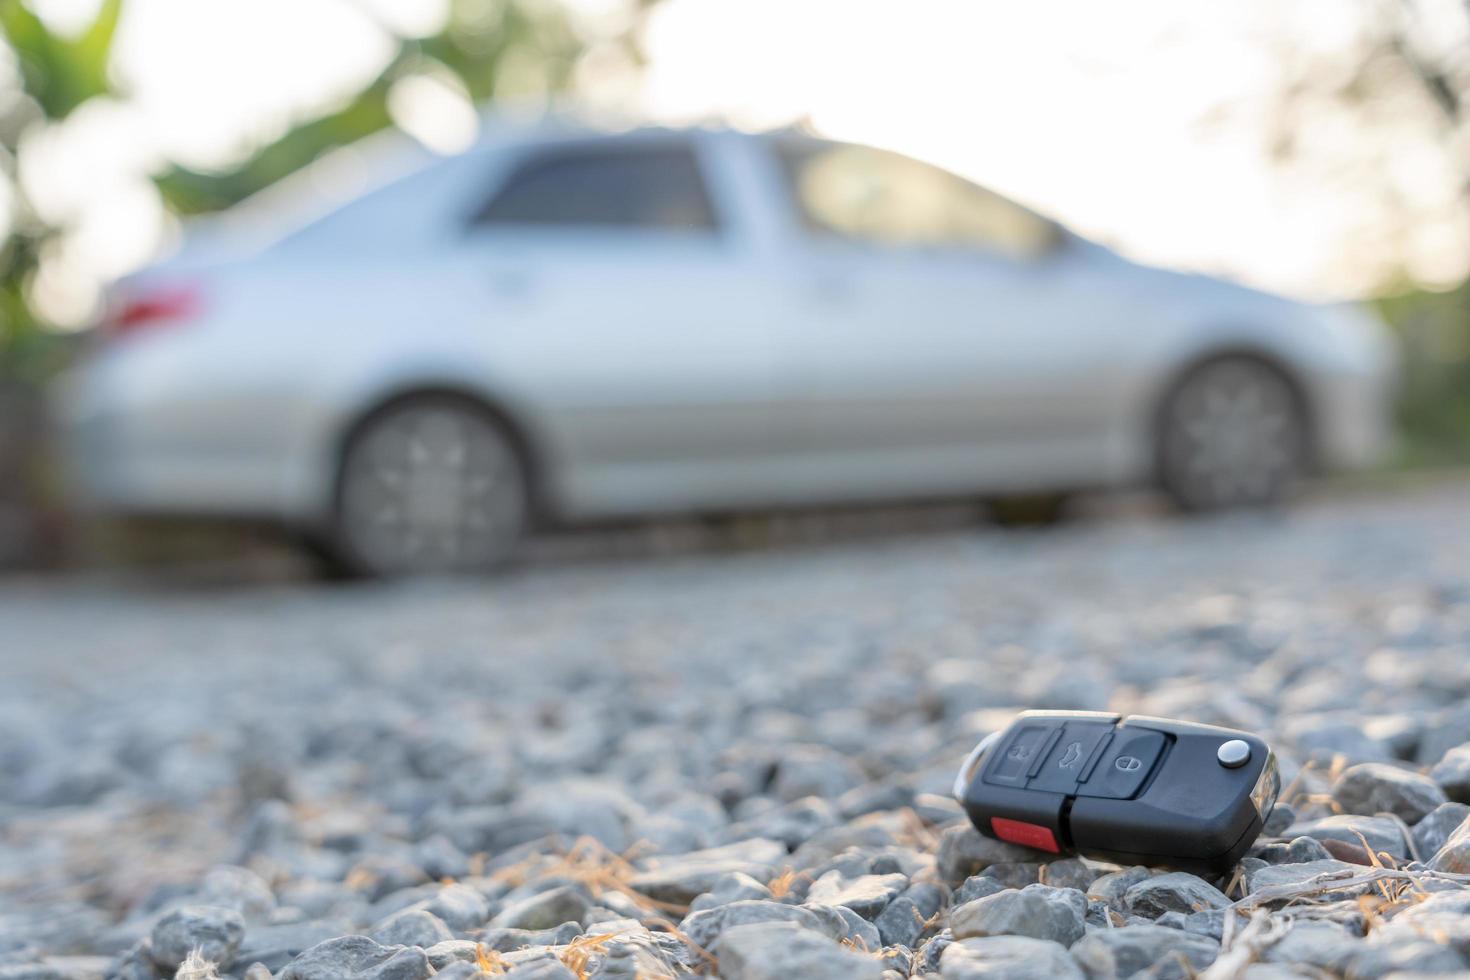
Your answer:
[991,817,1060,853]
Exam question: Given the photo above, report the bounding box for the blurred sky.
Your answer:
[19,0,1470,322]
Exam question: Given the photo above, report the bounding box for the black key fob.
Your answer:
[953,710,1279,874]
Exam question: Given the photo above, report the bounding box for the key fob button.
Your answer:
[1076,729,1167,799]
[983,723,1059,787]
[1217,739,1251,768]
[1026,721,1114,794]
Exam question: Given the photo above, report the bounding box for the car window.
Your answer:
[472,142,718,232]
[775,140,1054,258]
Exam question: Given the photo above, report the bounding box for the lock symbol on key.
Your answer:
[1115,755,1143,772]
[1057,741,1083,768]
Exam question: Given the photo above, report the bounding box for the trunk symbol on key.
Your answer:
[1058,741,1083,768]
[1115,756,1142,771]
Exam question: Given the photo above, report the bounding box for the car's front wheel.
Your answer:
[1157,357,1309,511]
[327,396,529,577]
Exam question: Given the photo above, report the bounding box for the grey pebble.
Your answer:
[1413,803,1470,859]
[803,871,908,919]
[148,907,245,972]
[487,886,589,932]
[1123,872,1230,917]
[939,935,1084,980]
[1332,763,1447,823]
[276,937,433,980]
[367,909,452,949]
[1070,923,1219,980]
[950,884,1086,947]
[1431,744,1470,804]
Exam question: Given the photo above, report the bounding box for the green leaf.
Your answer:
[0,0,122,119]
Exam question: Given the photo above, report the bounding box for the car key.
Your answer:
[952,710,1279,874]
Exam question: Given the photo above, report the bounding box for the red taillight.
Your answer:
[108,285,202,338]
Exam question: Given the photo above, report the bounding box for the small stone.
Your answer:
[935,826,1044,887]
[277,937,433,980]
[627,840,785,906]
[1122,872,1230,917]
[412,836,470,881]
[1431,744,1470,804]
[423,940,478,969]
[368,909,453,948]
[1283,716,1393,764]
[770,745,867,803]
[1413,803,1470,859]
[1419,704,1470,767]
[409,884,489,932]
[433,965,486,980]
[874,883,944,948]
[952,876,1006,907]
[1038,858,1101,891]
[1262,803,1295,837]
[479,923,583,952]
[149,907,246,972]
[678,900,843,950]
[1289,815,1409,860]
[1252,836,1332,865]
[688,872,773,912]
[1261,920,1358,971]
[1070,923,1219,979]
[230,922,350,973]
[939,935,1084,980]
[739,797,839,849]
[712,922,883,980]
[1182,909,1229,941]
[804,872,908,919]
[343,856,430,903]
[197,866,276,923]
[488,886,590,932]
[950,884,1085,947]
[1086,867,1152,911]
[1429,817,1470,874]
[810,903,881,950]
[1369,890,1470,956]
[1344,940,1467,978]
[0,957,111,980]
[978,863,1041,889]
[877,944,911,976]
[1332,763,1446,823]
[502,957,576,980]
[1246,859,1369,900]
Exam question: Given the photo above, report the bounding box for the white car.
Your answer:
[59,121,1396,576]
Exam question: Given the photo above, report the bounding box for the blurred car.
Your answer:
[57,121,1396,576]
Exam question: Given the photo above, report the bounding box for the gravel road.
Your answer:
[4,482,1470,979]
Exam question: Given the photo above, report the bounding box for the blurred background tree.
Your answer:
[1230,0,1470,464]
[0,0,122,380]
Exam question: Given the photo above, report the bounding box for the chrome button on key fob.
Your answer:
[953,710,1279,874]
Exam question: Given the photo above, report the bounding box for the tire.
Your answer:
[1156,357,1308,512]
[327,396,530,577]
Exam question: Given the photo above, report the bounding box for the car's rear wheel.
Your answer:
[1157,356,1309,511]
[328,396,529,577]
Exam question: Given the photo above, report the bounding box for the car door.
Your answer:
[458,133,792,516]
[768,139,1124,496]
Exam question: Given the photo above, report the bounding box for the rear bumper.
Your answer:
[52,354,315,526]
